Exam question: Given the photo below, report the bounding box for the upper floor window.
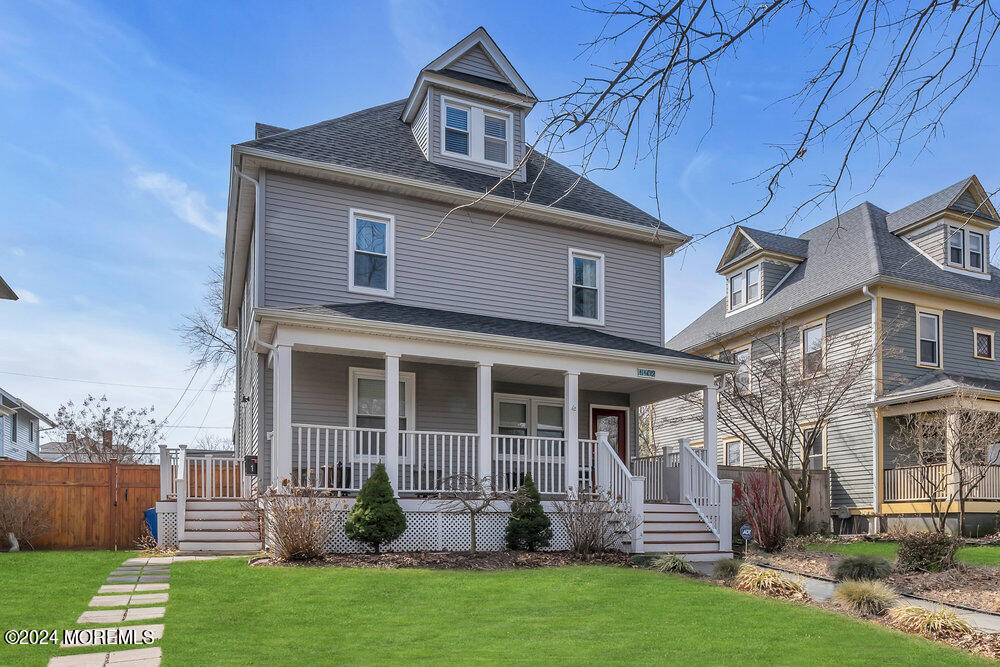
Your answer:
[947,227,987,272]
[917,309,941,367]
[733,347,751,394]
[10,412,16,442]
[568,249,604,325]
[745,265,760,302]
[969,232,984,270]
[28,419,34,443]
[949,228,964,265]
[974,328,995,361]
[728,263,762,311]
[348,209,395,297]
[729,273,744,308]
[801,321,825,375]
[441,97,513,168]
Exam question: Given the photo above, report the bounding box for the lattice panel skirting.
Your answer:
[157,511,178,549]
[262,500,575,553]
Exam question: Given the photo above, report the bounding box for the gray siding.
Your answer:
[762,261,792,297]
[906,223,946,265]
[1,411,38,461]
[262,172,665,346]
[652,300,876,510]
[953,190,980,215]
[447,44,506,82]
[411,92,429,159]
[426,87,526,181]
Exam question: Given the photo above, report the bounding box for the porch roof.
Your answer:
[874,370,1000,406]
[283,301,716,364]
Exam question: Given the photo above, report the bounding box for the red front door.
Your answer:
[592,408,628,462]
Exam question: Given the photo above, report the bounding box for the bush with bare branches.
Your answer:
[553,488,638,558]
[737,472,787,553]
[262,483,344,561]
[0,488,52,551]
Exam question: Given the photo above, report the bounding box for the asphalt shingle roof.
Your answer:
[885,177,997,232]
[239,100,680,236]
[287,301,714,363]
[876,370,1000,404]
[669,191,1000,351]
[740,227,810,258]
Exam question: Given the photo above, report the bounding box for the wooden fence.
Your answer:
[0,460,159,550]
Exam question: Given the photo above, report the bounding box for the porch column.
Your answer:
[702,385,719,476]
[274,344,293,484]
[564,371,580,495]
[158,444,170,501]
[476,363,492,480]
[945,409,961,502]
[384,353,401,495]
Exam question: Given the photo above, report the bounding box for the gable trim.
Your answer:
[424,27,535,99]
[715,228,761,272]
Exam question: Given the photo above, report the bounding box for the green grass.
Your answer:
[160,559,985,665]
[0,550,136,665]
[804,541,1000,567]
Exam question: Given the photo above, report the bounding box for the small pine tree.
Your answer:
[505,474,552,551]
[345,464,406,554]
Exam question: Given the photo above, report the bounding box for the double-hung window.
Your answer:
[729,273,744,308]
[802,321,825,375]
[725,440,742,466]
[441,97,513,167]
[949,228,965,265]
[733,347,751,394]
[745,265,760,302]
[568,249,604,324]
[802,426,825,470]
[349,368,415,458]
[348,209,394,296]
[917,310,941,367]
[969,232,985,271]
[728,263,762,311]
[948,227,987,272]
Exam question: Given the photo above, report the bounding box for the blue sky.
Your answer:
[2,1,999,446]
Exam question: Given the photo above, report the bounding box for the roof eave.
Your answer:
[401,71,536,124]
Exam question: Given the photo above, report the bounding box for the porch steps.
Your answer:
[178,499,262,555]
[632,503,732,562]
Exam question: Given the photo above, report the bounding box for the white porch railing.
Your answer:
[185,455,246,499]
[398,430,478,493]
[492,435,567,495]
[679,441,732,552]
[883,464,947,502]
[292,424,385,491]
[969,465,1000,500]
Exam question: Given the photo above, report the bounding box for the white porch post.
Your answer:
[564,371,580,495]
[384,353,401,495]
[158,444,170,500]
[476,363,492,480]
[678,437,691,499]
[703,385,719,476]
[945,409,961,505]
[274,344,293,484]
[719,478,734,553]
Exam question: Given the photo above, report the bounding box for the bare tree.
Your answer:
[437,2,999,243]
[667,318,893,534]
[888,392,1000,534]
[433,474,512,553]
[52,394,162,463]
[178,256,236,388]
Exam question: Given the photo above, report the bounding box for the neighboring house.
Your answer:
[0,275,16,300]
[0,387,53,461]
[155,28,735,557]
[654,176,1000,534]
[37,440,141,463]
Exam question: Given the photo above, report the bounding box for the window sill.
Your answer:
[568,316,605,327]
[348,285,395,298]
[915,363,941,370]
[441,149,512,171]
[973,355,996,362]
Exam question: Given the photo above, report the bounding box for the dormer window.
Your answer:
[746,265,760,301]
[440,96,513,168]
[727,263,763,311]
[949,228,964,265]
[729,274,744,308]
[945,226,987,272]
[969,232,984,270]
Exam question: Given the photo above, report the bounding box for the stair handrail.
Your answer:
[679,441,733,552]
[595,432,645,553]
[176,445,187,542]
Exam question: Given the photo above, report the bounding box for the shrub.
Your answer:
[263,484,342,561]
[345,464,406,554]
[712,557,742,581]
[834,554,893,581]
[735,472,787,552]
[652,553,695,574]
[831,581,897,616]
[886,605,972,635]
[554,488,638,558]
[734,565,808,599]
[895,532,961,572]
[0,488,52,550]
[505,474,552,551]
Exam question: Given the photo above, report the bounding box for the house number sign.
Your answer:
[636,368,656,378]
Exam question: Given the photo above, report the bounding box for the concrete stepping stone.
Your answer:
[78,610,126,624]
[129,593,168,605]
[110,571,142,577]
[107,577,138,583]
[134,584,168,592]
[145,557,173,565]
[99,585,135,594]
[140,567,169,574]
[60,623,163,647]
[89,595,131,608]
[124,607,165,621]
[137,575,168,583]
[49,647,161,666]
[121,558,150,566]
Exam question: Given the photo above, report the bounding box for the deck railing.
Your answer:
[630,447,704,503]
[679,441,732,551]
[398,430,478,493]
[492,435,567,494]
[969,465,1000,500]
[185,455,246,499]
[883,464,947,502]
[292,424,385,491]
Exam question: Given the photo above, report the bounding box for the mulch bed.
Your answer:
[756,549,1000,614]
[250,550,633,570]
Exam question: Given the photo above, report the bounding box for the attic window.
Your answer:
[444,105,470,156]
[949,228,964,265]
[727,262,763,311]
[729,274,744,308]
[440,96,513,168]
[483,114,508,163]
[969,232,984,270]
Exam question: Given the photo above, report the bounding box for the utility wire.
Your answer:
[0,370,231,393]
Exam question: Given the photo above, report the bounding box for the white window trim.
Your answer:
[567,248,605,326]
[799,422,827,470]
[493,393,566,438]
[588,404,630,455]
[800,318,827,376]
[723,437,743,466]
[968,230,985,272]
[439,95,514,169]
[973,327,996,361]
[946,226,988,275]
[732,345,752,395]
[348,208,395,298]
[726,262,763,314]
[348,367,416,461]
[916,307,943,369]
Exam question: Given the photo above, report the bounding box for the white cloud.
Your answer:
[10,247,25,257]
[386,0,449,69]
[133,170,225,237]
[15,289,39,304]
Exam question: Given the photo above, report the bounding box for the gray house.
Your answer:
[653,176,1000,533]
[0,275,16,301]
[0,387,52,461]
[155,28,736,557]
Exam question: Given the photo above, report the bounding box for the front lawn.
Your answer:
[161,559,984,665]
[0,550,134,665]
[804,541,1000,567]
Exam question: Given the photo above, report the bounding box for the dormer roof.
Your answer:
[401,27,536,123]
[716,226,809,272]
[886,175,999,234]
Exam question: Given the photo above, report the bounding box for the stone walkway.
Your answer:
[47,556,173,667]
